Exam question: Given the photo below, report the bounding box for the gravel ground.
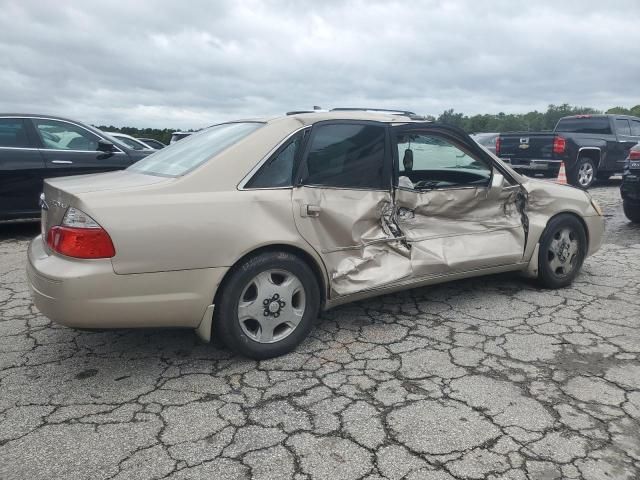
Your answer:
[1,181,639,480]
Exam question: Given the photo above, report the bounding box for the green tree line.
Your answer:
[95,104,640,141]
[436,104,640,133]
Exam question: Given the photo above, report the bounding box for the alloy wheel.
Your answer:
[237,269,306,344]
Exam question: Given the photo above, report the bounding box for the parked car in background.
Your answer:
[137,138,166,149]
[471,132,499,154]
[170,131,193,143]
[28,109,604,359]
[621,143,640,222]
[497,114,640,188]
[107,132,155,151]
[0,114,154,220]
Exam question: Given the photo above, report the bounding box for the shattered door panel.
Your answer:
[292,187,411,296]
[395,186,526,277]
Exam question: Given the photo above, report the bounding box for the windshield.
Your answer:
[114,135,149,150]
[128,122,263,176]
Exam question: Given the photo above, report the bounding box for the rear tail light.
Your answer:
[46,207,115,259]
[629,150,640,160]
[553,136,566,154]
[495,137,501,156]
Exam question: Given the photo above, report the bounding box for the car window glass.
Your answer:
[116,136,146,150]
[396,133,491,190]
[129,122,263,177]
[33,119,100,151]
[301,124,386,189]
[246,131,305,188]
[555,117,612,134]
[616,119,631,136]
[629,120,640,136]
[0,118,30,148]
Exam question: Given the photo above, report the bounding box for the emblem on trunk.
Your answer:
[39,193,49,211]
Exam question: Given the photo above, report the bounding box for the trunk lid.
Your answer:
[40,171,169,249]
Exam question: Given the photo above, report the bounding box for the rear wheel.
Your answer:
[215,251,320,359]
[623,201,640,223]
[537,214,587,289]
[569,157,597,189]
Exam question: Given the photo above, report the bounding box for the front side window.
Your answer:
[0,118,30,148]
[245,130,307,188]
[616,119,632,136]
[33,119,100,151]
[396,133,491,190]
[300,123,386,189]
[130,122,263,177]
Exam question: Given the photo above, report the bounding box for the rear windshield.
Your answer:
[555,117,612,135]
[129,122,263,176]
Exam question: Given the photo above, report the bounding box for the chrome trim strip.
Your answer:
[237,126,309,190]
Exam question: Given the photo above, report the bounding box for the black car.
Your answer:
[621,143,640,223]
[0,114,154,220]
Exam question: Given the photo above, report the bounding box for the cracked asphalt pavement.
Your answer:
[1,182,640,480]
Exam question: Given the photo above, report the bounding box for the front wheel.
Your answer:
[537,214,587,289]
[569,157,597,189]
[623,201,640,223]
[215,251,320,359]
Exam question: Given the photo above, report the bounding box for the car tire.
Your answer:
[536,214,587,289]
[568,157,597,189]
[214,251,320,359]
[623,201,640,223]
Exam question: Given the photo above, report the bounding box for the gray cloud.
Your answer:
[1,0,639,128]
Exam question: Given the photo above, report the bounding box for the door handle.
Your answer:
[301,204,322,217]
[51,160,73,164]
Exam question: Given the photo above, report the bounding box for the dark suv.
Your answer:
[621,143,640,222]
[0,114,154,220]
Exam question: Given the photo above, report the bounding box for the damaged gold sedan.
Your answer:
[28,110,604,358]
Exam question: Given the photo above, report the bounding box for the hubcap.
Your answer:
[578,162,594,187]
[547,227,579,277]
[237,269,306,344]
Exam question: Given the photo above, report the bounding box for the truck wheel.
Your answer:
[214,251,320,359]
[623,201,640,223]
[569,157,597,189]
[537,214,587,289]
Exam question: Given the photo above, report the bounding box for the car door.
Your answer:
[611,118,637,172]
[292,121,412,297]
[390,123,527,277]
[29,118,132,178]
[0,117,47,218]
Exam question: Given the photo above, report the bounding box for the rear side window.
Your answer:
[555,117,612,135]
[0,118,31,148]
[631,120,640,136]
[616,119,632,136]
[130,122,263,177]
[246,130,307,188]
[300,123,387,189]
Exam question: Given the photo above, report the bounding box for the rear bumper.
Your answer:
[501,158,561,171]
[621,174,640,204]
[27,235,227,329]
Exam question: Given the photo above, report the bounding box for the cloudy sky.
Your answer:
[1,0,639,129]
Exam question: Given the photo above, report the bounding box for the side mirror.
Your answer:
[487,172,505,200]
[97,139,115,152]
